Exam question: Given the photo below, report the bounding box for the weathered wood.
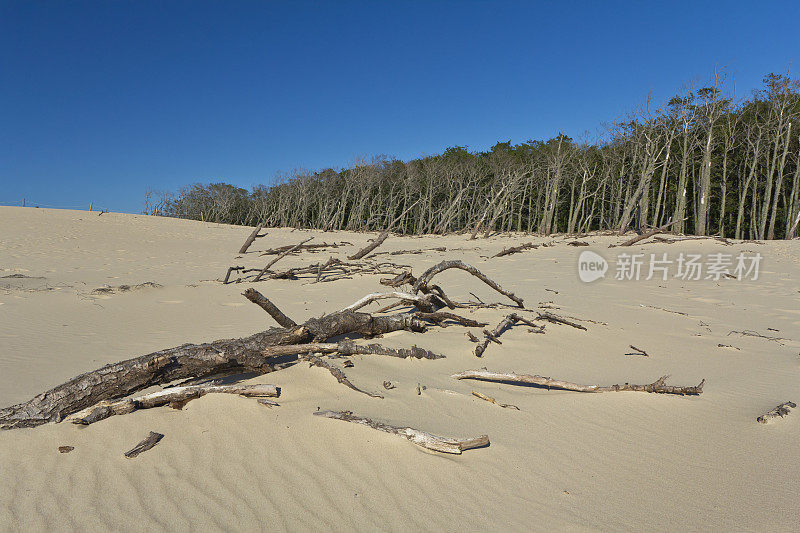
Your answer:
[263,341,444,360]
[238,224,264,254]
[124,431,164,458]
[413,312,487,328]
[342,291,436,313]
[0,310,424,429]
[348,230,390,260]
[475,314,519,357]
[492,242,538,258]
[614,218,685,247]
[757,401,795,423]
[301,354,383,398]
[254,237,314,281]
[67,384,280,425]
[453,370,705,395]
[314,410,489,454]
[243,288,297,328]
[472,391,519,410]
[412,260,524,308]
[536,311,587,330]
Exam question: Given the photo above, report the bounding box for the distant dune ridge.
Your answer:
[0,206,798,531]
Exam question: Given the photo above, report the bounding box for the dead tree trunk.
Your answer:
[0,310,425,429]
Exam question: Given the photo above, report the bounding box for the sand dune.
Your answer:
[1,206,798,531]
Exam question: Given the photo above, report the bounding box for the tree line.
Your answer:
[145,70,800,239]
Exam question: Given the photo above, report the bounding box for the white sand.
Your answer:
[1,206,798,531]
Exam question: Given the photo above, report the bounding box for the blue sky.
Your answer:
[2,1,798,214]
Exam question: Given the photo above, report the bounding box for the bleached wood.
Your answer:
[757,401,795,423]
[67,384,280,425]
[452,370,705,395]
[314,410,489,454]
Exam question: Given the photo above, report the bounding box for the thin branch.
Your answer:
[67,384,280,425]
[452,369,705,395]
[301,354,383,398]
[254,237,314,281]
[313,410,489,454]
[412,260,524,308]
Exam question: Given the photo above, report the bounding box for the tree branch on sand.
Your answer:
[313,410,489,454]
[452,369,704,395]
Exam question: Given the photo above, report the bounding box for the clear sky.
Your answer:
[2,1,798,214]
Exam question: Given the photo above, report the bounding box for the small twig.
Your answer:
[472,391,519,410]
[625,345,649,357]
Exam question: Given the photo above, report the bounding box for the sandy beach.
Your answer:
[1,206,798,531]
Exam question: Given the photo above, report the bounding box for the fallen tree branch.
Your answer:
[475,314,518,357]
[0,310,424,429]
[492,242,538,258]
[757,401,795,424]
[243,288,297,328]
[342,291,437,313]
[254,237,314,281]
[238,224,264,254]
[412,260,524,308]
[264,341,444,360]
[452,370,705,395]
[348,230,390,260]
[472,391,519,410]
[313,410,489,454]
[536,311,587,330]
[412,312,487,328]
[67,384,280,425]
[301,354,383,398]
[125,431,164,458]
[613,218,685,247]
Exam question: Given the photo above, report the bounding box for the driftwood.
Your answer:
[626,345,649,357]
[254,238,314,281]
[58,446,74,453]
[259,242,348,255]
[412,260,524,308]
[264,341,444,360]
[314,410,489,454]
[412,312,487,328]
[371,247,447,256]
[475,314,517,357]
[452,370,705,395]
[348,230,390,260]
[238,224,264,254]
[756,401,796,423]
[492,242,538,258]
[0,309,424,429]
[472,391,519,410]
[301,354,383,398]
[613,218,684,247]
[67,384,280,425]
[343,291,437,313]
[124,431,164,458]
[257,398,279,408]
[536,311,587,330]
[466,331,479,342]
[243,288,297,328]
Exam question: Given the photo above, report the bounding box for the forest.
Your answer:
[145,70,800,239]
